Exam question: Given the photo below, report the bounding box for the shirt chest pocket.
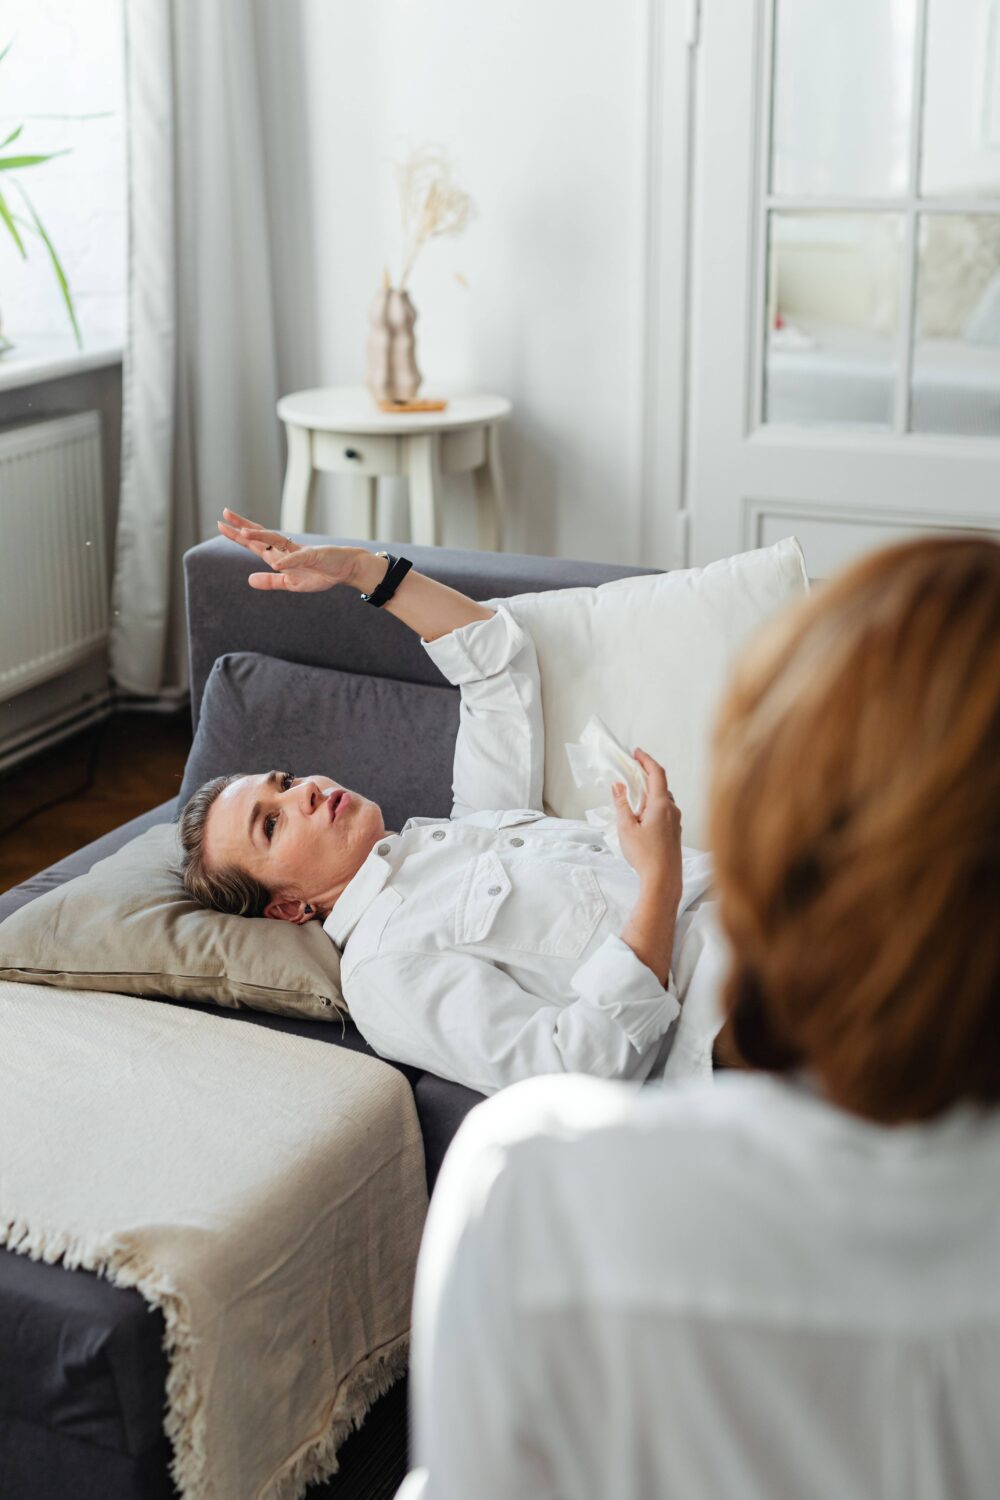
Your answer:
[454,851,607,960]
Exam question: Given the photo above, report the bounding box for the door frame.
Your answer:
[686,0,1000,570]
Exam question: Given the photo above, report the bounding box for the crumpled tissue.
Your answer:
[564,715,646,855]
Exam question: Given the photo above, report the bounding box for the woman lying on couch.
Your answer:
[400,534,1000,1500]
[178,508,724,1096]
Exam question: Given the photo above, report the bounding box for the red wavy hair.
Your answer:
[710,535,1000,1123]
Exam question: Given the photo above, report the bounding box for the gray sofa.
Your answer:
[0,536,651,1500]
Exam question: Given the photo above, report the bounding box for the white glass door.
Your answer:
[688,0,1000,575]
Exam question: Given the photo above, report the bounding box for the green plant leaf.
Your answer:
[0,151,69,171]
[0,124,23,149]
[0,186,26,255]
[14,185,82,347]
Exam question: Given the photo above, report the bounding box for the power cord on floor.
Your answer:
[0,715,110,839]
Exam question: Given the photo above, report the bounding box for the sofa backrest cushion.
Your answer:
[178,651,461,829]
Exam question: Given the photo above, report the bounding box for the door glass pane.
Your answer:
[911,214,1000,434]
[921,0,1000,197]
[771,0,917,197]
[765,213,904,427]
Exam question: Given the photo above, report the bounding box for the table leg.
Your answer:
[280,424,314,532]
[473,423,505,552]
[348,476,378,540]
[408,433,442,546]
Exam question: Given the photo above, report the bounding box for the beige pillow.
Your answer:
[0,824,344,1020]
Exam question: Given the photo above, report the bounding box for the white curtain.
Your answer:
[111,0,281,698]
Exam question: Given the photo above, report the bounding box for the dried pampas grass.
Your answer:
[395,145,476,290]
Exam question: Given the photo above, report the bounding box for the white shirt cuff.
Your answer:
[573,934,681,1054]
[422,606,525,686]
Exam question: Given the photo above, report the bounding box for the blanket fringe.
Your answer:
[264,1334,411,1500]
[1,1215,409,1500]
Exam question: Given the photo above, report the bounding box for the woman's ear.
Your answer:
[264,895,313,924]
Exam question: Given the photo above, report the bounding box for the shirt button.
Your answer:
[487,885,502,896]
[432,829,446,841]
[377,843,391,857]
[510,836,524,847]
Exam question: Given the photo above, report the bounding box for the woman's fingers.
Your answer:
[218,522,277,562]
[218,519,264,547]
[248,571,293,590]
[218,519,250,543]
[632,746,662,773]
[612,782,637,823]
[219,519,306,571]
[219,514,298,551]
[633,747,669,793]
[221,509,324,593]
[240,526,301,554]
[222,506,265,531]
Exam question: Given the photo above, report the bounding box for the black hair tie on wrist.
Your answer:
[360,551,413,608]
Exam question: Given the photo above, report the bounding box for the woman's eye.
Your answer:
[264,774,294,840]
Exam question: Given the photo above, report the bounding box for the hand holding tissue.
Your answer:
[564,716,648,853]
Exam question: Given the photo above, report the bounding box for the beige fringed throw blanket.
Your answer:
[0,981,428,1500]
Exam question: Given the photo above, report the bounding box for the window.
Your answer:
[763,0,1000,437]
[0,0,126,351]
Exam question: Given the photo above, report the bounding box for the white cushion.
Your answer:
[501,537,809,850]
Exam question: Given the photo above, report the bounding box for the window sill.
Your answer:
[0,335,124,394]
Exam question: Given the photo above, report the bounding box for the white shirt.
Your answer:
[401,1072,1000,1500]
[324,608,724,1095]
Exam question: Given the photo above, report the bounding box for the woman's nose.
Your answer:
[297,779,321,812]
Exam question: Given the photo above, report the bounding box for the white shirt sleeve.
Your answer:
[401,1116,530,1500]
[400,1085,558,1500]
[660,900,727,1083]
[422,607,545,818]
[343,934,680,1096]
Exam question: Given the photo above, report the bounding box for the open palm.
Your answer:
[218,508,356,592]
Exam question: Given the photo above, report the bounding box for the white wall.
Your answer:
[0,0,126,346]
[254,0,681,564]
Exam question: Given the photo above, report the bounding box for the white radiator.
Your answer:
[0,411,109,700]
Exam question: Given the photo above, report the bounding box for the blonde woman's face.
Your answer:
[203,770,385,920]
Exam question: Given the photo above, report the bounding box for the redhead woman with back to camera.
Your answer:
[399,534,1000,1500]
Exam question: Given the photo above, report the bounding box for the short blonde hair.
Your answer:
[179,774,272,917]
[710,535,1000,1123]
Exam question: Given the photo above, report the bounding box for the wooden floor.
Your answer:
[0,710,193,894]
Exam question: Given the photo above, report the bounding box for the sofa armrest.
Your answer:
[184,535,655,731]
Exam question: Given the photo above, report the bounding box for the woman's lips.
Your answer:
[328,790,350,822]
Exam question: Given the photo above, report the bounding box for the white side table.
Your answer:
[276,386,512,549]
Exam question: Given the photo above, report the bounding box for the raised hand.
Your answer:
[217,508,360,593]
[216,507,494,637]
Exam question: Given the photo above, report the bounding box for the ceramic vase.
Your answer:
[366,287,422,402]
